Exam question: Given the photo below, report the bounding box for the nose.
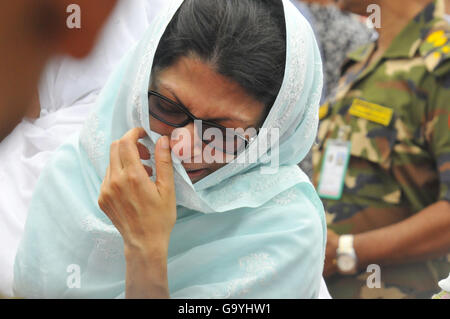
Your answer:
[169,122,203,162]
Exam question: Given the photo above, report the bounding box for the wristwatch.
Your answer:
[336,235,358,275]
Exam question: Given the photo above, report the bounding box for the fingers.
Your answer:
[110,130,150,172]
[109,140,121,172]
[107,128,155,180]
[155,136,175,196]
[108,128,171,197]
[119,127,148,168]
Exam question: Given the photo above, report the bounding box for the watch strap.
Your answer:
[337,234,354,254]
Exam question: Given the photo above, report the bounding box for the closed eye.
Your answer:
[155,99,183,114]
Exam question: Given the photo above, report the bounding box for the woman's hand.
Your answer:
[323,229,339,277]
[98,127,176,298]
[98,127,176,251]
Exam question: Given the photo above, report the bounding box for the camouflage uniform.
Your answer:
[312,0,450,299]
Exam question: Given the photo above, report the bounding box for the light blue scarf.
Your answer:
[14,0,325,298]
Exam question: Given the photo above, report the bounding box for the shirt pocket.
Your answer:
[317,112,402,205]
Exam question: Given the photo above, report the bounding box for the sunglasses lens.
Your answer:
[149,94,189,125]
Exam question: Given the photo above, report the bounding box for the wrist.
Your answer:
[353,232,385,269]
[124,240,169,264]
[124,246,170,299]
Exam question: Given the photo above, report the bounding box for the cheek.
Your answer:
[149,117,172,135]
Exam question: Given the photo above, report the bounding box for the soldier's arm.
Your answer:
[353,200,450,268]
[353,64,450,269]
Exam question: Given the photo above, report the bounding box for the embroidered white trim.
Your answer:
[80,113,105,171]
[213,252,277,298]
[80,215,122,260]
[272,187,300,206]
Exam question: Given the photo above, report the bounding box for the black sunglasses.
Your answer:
[148,90,256,155]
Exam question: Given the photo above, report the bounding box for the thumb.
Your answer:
[155,136,175,196]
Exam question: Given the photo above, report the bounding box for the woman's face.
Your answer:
[149,56,267,183]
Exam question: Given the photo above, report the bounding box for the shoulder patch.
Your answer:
[420,29,450,72]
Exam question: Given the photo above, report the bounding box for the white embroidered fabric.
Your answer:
[0,0,168,297]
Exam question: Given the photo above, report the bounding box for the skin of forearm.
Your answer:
[354,200,450,269]
[124,245,170,299]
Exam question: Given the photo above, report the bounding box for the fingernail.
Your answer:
[160,136,170,149]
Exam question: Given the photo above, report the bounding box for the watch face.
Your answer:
[337,254,356,272]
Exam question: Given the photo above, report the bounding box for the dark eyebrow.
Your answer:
[159,85,187,109]
[159,84,250,125]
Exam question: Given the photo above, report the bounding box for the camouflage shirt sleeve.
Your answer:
[423,60,450,202]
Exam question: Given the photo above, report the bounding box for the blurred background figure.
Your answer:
[292,0,375,180]
[38,0,168,117]
[312,0,450,298]
[0,0,117,141]
[293,0,375,99]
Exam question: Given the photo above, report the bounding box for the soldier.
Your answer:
[311,0,450,298]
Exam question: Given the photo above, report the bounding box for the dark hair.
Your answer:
[151,0,286,112]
